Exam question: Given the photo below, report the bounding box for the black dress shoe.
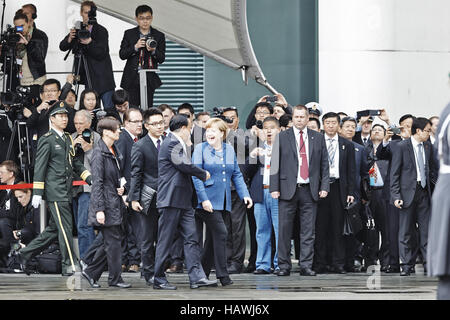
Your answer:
[386,265,400,273]
[380,265,389,273]
[79,260,88,272]
[400,268,411,276]
[82,271,100,288]
[61,272,74,276]
[110,282,132,288]
[243,264,256,273]
[153,282,177,290]
[253,269,271,275]
[277,269,290,276]
[299,268,316,276]
[330,266,347,274]
[410,266,415,274]
[190,278,218,289]
[146,276,154,286]
[219,276,233,286]
[227,265,242,274]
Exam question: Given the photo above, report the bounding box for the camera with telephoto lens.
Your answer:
[145,36,157,49]
[75,128,92,155]
[211,107,234,124]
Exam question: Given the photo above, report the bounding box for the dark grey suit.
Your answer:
[390,138,437,269]
[270,127,329,271]
[153,133,208,285]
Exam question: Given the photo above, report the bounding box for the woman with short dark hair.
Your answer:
[82,117,131,288]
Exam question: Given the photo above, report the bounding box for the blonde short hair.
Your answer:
[205,118,228,140]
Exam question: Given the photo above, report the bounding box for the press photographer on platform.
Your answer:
[120,5,166,108]
[59,1,115,109]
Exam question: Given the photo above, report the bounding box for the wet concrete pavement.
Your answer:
[0,264,438,300]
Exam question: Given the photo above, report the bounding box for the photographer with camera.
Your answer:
[72,110,100,259]
[8,10,48,96]
[120,5,165,108]
[59,1,115,109]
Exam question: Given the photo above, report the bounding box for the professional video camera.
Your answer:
[73,5,97,42]
[0,85,34,107]
[0,24,21,46]
[211,107,234,124]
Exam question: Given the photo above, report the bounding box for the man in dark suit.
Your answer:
[128,108,164,284]
[270,105,330,276]
[339,116,371,272]
[177,103,206,147]
[59,1,116,109]
[115,108,143,273]
[153,115,217,290]
[120,5,165,108]
[390,117,438,276]
[314,113,356,274]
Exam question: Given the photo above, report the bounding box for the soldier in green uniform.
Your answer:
[18,101,92,276]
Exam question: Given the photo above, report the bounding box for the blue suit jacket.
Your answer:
[192,142,250,212]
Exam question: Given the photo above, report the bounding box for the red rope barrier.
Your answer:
[0,181,87,190]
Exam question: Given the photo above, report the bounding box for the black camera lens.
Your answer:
[256,120,263,129]
[81,128,92,143]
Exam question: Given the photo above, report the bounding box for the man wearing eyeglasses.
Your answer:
[390,117,438,276]
[120,5,166,109]
[128,108,165,284]
[115,108,143,273]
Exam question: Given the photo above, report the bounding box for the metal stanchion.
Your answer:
[39,200,47,233]
[138,68,159,111]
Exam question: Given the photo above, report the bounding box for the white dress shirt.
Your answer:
[124,128,137,142]
[325,133,340,179]
[149,135,161,149]
[262,143,272,186]
[293,126,310,184]
[411,136,426,182]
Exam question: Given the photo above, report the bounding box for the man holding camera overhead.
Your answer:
[59,1,115,109]
[120,5,166,109]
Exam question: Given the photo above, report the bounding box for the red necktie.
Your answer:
[163,131,167,137]
[134,137,138,143]
[299,131,309,180]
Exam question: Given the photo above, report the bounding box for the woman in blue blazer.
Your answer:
[192,118,253,286]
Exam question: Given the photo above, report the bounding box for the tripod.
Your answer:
[64,42,92,97]
[6,119,32,183]
[72,47,92,96]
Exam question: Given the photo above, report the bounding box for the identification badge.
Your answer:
[16,58,23,66]
[120,177,127,188]
[33,134,38,141]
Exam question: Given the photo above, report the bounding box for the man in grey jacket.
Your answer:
[72,110,101,259]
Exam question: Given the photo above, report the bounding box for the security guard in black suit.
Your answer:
[18,101,92,276]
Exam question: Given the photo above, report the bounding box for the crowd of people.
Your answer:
[0,1,449,297]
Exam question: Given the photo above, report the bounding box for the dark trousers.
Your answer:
[0,218,15,245]
[315,181,345,269]
[83,231,103,265]
[128,85,154,109]
[438,276,450,300]
[398,185,430,269]
[121,207,141,266]
[135,206,159,281]
[169,232,184,267]
[195,209,229,279]
[279,184,317,271]
[246,206,257,267]
[84,225,124,285]
[387,203,400,267]
[223,190,247,270]
[153,207,206,285]
[367,189,390,267]
[20,201,78,273]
